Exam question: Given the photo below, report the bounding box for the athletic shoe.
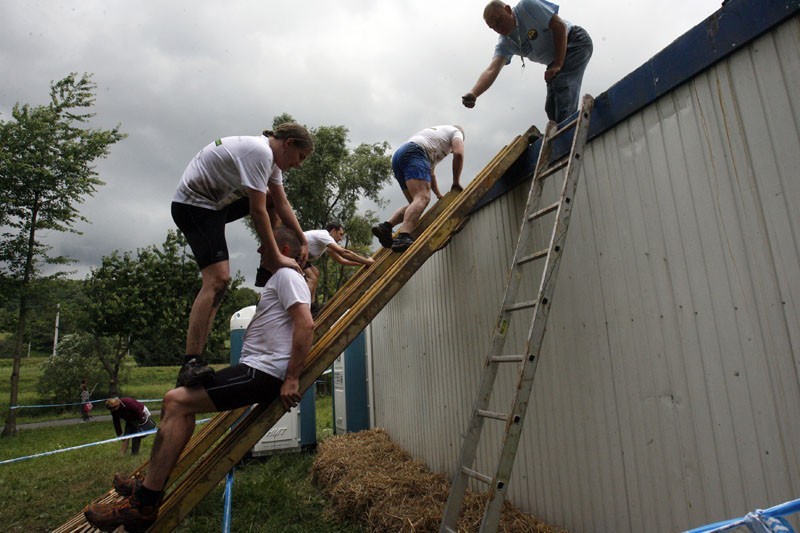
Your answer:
[371,222,393,248]
[113,472,143,497]
[391,233,415,253]
[175,357,215,387]
[84,493,157,532]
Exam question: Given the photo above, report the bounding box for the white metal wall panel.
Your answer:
[370,18,800,533]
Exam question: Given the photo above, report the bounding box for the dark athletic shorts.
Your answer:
[203,363,283,412]
[171,198,250,270]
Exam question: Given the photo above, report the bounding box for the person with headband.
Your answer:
[170,123,314,389]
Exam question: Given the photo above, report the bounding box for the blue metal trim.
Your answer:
[474,0,800,211]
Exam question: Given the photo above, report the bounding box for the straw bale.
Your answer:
[312,428,568,533]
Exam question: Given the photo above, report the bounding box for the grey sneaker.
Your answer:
[371,223,393,249]
[175,357,215,387]
[391,233,415,253]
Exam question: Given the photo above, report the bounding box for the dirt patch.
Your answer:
[312,428,568,533]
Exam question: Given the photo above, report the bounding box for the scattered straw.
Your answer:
[312,428,568,533]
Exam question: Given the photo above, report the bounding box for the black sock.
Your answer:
[135,485,163,508]
[381,221,392,229]
[183,354,201,364]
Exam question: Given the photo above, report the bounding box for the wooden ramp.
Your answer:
[55,126,537,533]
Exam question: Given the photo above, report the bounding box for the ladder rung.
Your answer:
[462,467,492,485]
[527,201,560,222]
[489,355,525,364]
[477,409,509,422]
[537,159,569,180]
[517,248,548,266]
[504,300,537,312]
[553,116,579,137]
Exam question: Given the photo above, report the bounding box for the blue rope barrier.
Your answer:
[685,498,800,533]
[0,418,211,466]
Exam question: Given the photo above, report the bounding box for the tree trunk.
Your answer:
[2,196,39,437]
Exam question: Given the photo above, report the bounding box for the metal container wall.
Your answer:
[369,16,800,533]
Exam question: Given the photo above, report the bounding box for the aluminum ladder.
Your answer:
[440,94,594,533]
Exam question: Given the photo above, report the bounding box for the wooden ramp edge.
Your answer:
[57,126,537,532]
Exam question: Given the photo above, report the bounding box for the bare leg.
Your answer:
[142,386,217,492]
[186,261,230,355]
[398,179,432,234]
[304,265,319,303]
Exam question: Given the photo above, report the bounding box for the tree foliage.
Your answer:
[37,333,110,403]
[83,231,257,375]
[0,73,126,436]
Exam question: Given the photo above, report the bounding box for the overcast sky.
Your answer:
[1,0,723,285]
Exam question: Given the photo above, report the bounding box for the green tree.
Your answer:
[37,333,109,405]
[266,114,392,303]
[83,231,258,372]
[0,73,126,436]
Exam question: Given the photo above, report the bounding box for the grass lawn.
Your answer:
[0,359,361,532]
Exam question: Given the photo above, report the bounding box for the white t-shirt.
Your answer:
[304,229,336,261]
[407,125,464,167]
[173,135,283,210]
[239,268,311,380]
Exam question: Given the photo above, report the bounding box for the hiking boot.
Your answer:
[391,233,415,253]
[84,493,158,532]
[371,222,393,249]
[113,472,143,497]
[175,357,215,387]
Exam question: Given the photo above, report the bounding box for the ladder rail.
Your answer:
[440,95,594,533]
[480,97,594,533]
[439,117,566,530]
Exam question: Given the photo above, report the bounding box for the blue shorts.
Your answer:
[391,142,431,190]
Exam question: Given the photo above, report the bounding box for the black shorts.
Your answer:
[203,363,283,412]
[171,198,250,270]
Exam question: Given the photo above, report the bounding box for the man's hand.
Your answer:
[451,183,464,193]
[280,377,301,411]
[365,257,376,266]
[262,251,301,274]
[544,65,562,83]
[462,92,477,108]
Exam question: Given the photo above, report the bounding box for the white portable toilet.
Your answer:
[228,305,316,455]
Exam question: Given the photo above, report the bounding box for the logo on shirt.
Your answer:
[527,29,538,40]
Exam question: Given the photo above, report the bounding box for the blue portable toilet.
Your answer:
[333,329,370,434]
[229,305,316,454]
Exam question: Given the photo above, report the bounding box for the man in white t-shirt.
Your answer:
[170,123,314,389]
[84,227,314,532]
[303,222,375,308]
[371,125,465,253]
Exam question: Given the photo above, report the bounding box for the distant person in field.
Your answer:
[303,222,374,309]
[104,397,157,455]
[80,380,92,422]
[371,125,465,253]
[84,227,314,532]
[170,123,314,389]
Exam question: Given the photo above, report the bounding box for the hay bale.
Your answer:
[312,429,568,533]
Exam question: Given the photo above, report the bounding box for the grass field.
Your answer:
[0,357,361,532]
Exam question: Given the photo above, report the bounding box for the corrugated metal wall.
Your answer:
[369,17,800,533]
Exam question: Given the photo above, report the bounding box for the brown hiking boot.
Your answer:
[113,472,143,497]
[83,493,157,532]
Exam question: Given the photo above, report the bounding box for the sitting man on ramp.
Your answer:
[84,227,314,531]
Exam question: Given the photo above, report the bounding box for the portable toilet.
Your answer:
[228,305,316,455]
[333,328,370,434]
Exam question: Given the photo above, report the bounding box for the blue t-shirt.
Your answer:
[493,0,573,66]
